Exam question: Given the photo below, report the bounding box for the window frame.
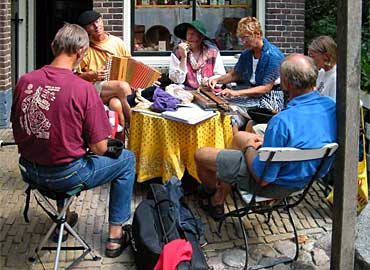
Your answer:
[124,0,265,67]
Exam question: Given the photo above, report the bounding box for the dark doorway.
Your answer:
[36,0,92,69]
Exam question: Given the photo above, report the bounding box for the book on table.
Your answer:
[161,103,217,125]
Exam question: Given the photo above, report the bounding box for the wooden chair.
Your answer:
[218,143,338,270]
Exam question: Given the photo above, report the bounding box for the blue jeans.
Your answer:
[19,150,136,225]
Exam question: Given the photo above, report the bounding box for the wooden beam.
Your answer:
[331,0,362,269]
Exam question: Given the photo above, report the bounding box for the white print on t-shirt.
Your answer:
[20,84,60,139]
[317,81,324,94]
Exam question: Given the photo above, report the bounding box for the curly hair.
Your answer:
[237,16,263,37]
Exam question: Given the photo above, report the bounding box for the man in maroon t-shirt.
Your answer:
[11,24,135,258]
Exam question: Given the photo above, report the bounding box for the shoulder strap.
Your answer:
[23,186,31,223]
[150,184,179,243]
[90,42,115,56]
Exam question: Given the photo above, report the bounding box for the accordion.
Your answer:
[105,56,161,90]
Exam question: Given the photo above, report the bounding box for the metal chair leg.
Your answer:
[28,191,101,270]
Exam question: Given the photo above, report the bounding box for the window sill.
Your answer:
[132,55,239,69]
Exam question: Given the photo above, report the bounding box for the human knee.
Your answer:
[195,147,215,168]
[118,150,136,172]
[118,81,131,96]
[109,97,123,112]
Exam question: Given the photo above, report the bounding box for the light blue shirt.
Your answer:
[252,91,337,189]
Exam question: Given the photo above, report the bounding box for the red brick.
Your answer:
[103,2,113,7]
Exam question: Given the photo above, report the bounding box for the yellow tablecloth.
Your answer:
[128,111,233,183]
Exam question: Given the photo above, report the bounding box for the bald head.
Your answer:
[280,54,318,92]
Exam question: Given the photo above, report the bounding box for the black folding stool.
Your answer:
[23,181,101,270]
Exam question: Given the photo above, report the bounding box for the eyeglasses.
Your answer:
[238,34,254,43]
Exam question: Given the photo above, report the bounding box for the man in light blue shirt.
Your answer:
[195,54,337,220]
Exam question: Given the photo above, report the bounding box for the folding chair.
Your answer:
[218,143,338,270]
[23,182,101,270]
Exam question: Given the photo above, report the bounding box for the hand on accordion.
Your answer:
[95,69,108,81]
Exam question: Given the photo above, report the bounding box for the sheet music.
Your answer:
[162,103,217,125]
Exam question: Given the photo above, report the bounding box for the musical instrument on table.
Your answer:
[105,56,161,90]
[192,86,230,111]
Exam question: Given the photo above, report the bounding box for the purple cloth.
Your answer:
[150,87,180,113]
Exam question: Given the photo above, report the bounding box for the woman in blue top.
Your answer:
[208,17,285,131]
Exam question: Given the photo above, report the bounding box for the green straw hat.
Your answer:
[174,20,211,40]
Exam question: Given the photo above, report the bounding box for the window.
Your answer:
[131,0,255,56]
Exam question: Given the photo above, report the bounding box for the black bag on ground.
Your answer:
[132,177,210,270]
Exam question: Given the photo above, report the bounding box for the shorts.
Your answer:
[216,149,300,198]
[249,120,267,136]
[94,81,105,95]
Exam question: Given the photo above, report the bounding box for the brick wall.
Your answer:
[265,0,305,54]
[93,0,124,39]
[0,0,11,91]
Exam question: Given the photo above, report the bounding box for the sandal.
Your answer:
[197,185,216,211]
[105,224,131,258]
[51,211,78,243]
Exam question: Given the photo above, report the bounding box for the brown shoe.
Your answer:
[51,211,78,243]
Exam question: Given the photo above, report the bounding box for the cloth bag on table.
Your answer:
[150,87,181,113]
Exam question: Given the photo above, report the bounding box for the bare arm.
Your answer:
[78,69,107,83]
[220,81,275,97]
[88,139,108,156]
[244,137,271,187]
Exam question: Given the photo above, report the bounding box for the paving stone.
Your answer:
[222,248,246,268]
[265,233,294,243]
[258,256,287,268]
[204,241,234,252]
[249,244,277,261]
[282,218,294,232]
[355,203,370,270]
[302,240,315,252]
[312,247,330,266]
[0,128,340,270]
[298,249,314,264]
[207,253,227,270]
[273,240,296,258]
[272,263,291,270]
[292,260,316,270]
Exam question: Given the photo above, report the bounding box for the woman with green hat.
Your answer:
[169,20,226,90]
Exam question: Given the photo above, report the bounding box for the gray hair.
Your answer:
[51,23,89,56]
[281,54,318,90]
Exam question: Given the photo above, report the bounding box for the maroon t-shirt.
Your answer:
[11,65,111,165]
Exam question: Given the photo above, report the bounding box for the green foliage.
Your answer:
[305,1,370,92]
[305,0,337,50]
[361,8,370,92]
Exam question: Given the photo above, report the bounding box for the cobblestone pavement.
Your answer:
[0,128,333,270]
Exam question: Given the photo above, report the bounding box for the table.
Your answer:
[128,111,233,183]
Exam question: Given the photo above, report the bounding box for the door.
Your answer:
[35,0,92,69]
[11,0,34,85]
